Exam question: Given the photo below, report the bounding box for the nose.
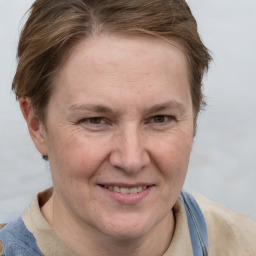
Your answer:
[109,124,150,174]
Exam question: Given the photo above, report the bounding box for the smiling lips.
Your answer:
[99,184,154,204]
[102,185,148,194]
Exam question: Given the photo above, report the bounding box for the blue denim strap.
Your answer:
[179,191,208,256]
[0,217,43,256]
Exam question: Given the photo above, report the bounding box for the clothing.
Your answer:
[1,188,256,255]
[0,217,42,256]
[179,191,208,256]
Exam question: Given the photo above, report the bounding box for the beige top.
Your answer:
[22,188,256,256]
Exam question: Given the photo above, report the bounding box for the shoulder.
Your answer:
[0,217,42,256]
[194,194,256,255]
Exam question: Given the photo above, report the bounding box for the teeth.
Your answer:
[129,187,138,194]
[114,186,120,192]
[137,186,143,192]
[120,187,129,194]
[104,185,148,194]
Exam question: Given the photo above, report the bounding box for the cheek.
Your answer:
[153,131,193,180]
[47,133,107,208]
[46,129,108,181]
[154,136,192,209]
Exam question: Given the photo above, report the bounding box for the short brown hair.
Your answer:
[13,0,211,123]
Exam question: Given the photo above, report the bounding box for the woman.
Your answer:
[0,0,255,255]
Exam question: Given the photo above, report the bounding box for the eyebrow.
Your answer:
[69,103,116,114]
[143,100,186,115]
[68,100,185,115]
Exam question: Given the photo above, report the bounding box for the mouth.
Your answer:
[100,185,149,194]
[98,184,154,204]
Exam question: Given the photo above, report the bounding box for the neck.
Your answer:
[41,194,175,256]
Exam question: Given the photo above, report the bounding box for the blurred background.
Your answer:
[0,0,256,221]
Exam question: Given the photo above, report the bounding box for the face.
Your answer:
[31,34,194,240]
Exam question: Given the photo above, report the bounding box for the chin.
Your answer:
[104,227,150,241]
[95,212,161,241]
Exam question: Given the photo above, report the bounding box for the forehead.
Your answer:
[50,34,191,112]
[65,34,189,78]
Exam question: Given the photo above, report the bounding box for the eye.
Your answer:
[79,117,107,126]
[150,115,174,123]
[87,117,105,125]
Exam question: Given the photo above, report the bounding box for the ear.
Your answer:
[19,97,48,157]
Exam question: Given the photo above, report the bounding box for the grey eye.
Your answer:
[88,117,104,124]
[153,115,168,123]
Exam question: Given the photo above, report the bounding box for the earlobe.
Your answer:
[19,97,48,157]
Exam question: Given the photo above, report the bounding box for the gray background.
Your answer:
[0,0,256,221]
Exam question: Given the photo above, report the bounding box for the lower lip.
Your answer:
[99,186,153,205]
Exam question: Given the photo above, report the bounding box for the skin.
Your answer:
[20,34,194,256]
